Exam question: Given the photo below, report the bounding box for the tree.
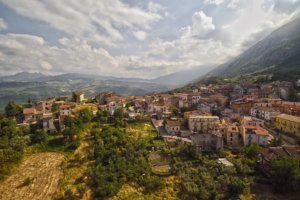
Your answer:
[288,87,299,102]
[51,103,59,113]
[114,108,125,120]
[270,156,300,193]
[270,136,283,147]
[5,101,22,118]
[62,127,78,141]
[228,177,246,196]
[31,129,48,143]
[80,108,93,123]
[244,144,261,159]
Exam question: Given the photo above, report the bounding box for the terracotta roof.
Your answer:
[276,114,300,123]
[254,129,269,136]
[261,146,300,161]
[166,120,180,127]
[244,125,269,136]
[23,108,36,115]
[60,105,70,109]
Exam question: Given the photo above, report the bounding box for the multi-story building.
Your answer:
[250,107,281,121]
[275,114,300,136]
[242,125,269,146]
[60,105,71,116]
[72,91,84,103]
[226,125,244,147]
[242,116,264,127]
[190,133,223,152]
[165,120,181,135]
[188,115,220,133]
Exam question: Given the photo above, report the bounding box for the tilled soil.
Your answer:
[0,152,65,200]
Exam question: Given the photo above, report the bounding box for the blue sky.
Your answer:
[0,0,300,78]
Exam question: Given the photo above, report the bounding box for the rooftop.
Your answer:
[166,120,180,127]
[23,108,36,115]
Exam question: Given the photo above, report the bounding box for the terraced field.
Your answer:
[0,152,65,200]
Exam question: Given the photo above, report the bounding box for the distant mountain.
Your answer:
[0,72,171,110]
[205,17,300,80]
[1,68,214,110]
[0,72,47,82]
[153,66,214,87]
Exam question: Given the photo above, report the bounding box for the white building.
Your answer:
[250,107,281,121]
[243,125,269,146]
[60,105,71,116]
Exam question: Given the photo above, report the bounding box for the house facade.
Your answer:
[188,115,220,133]
[275,114,300,136]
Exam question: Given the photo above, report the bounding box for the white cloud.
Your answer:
[0,0,162,45]
[0,0,300,78]
[0,18,7,31]
[0,34,119,75]
[181,11,215,38]
[133,31,147,41]
[227,0,241,9]
[191,11,215,37]
[204,0,224,5]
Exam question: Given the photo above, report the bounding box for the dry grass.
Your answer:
[0,152,64,200]
[126,123,157,139]
[149,152,171,175]
[110,176,180,200]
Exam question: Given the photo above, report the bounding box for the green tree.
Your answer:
[244,144,261,159]
[80,108,93,123]
[228,177,246,196]
[62,127,78,141]
[31,129,48,143]
[5,101,22,118]
[270,156,300,193]
[288,87,299,102]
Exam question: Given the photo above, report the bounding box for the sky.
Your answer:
[0,0,300,78]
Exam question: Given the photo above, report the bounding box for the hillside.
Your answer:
[205,17,300,80]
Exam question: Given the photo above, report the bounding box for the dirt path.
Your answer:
[0,152,65,200]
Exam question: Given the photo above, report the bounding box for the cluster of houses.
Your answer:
[18,81,300,154]
[20,91,96,132]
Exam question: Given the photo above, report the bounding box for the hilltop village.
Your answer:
[1,80,300,199]
[20,81,300,148]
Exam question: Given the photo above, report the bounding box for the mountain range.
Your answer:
[204,17,300,81]
[0,68,211,110]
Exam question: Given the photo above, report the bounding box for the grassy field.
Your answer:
[110,176,180,200]
[149,152,171,175]
[126,122,164,146]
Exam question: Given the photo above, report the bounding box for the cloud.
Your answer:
[192,11,215,37]
[133,31,147,41]
[0,0,162,45]
[227,0,240,9]
[204,0,224,5]
[0,18,7,31]
[181,11,215,38]
[0,0,300,78]
[0,34,119,75]
[272,0,300,14]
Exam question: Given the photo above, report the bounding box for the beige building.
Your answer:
[226,125,244,147]
[165,120,181,135]
[275,114,300,136]
[188,115,220,133]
